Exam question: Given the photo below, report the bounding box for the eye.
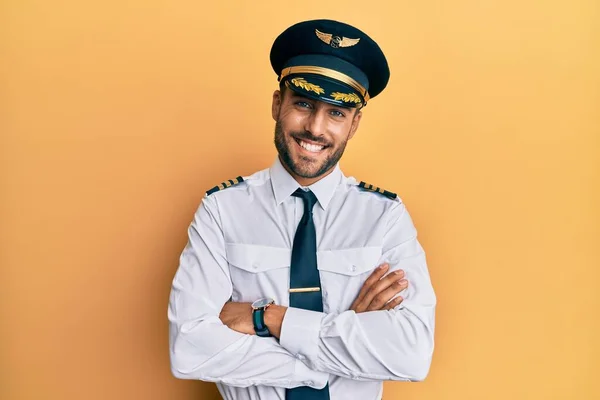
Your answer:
[295,101,312,109]
[330,109,345,118]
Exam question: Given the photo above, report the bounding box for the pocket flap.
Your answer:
[226,243,291,272]
[317,246,382,276]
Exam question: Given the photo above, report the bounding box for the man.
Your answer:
[168,19,436,400]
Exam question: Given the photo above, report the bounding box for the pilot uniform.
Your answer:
[168,19,436,400]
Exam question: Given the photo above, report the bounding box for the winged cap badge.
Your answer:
[315,29,360,48]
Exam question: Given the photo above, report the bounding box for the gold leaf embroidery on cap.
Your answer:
[290,77,325,95]
[331,92,362,104]
[315,29,360,48]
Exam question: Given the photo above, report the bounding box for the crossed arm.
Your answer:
[220,262,408,338]
[168,195,436,388]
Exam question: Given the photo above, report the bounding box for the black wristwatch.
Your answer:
[251,298,275,337]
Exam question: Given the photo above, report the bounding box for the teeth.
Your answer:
[299,140,324,153]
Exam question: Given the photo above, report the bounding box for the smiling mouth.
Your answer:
[294,138,328,153]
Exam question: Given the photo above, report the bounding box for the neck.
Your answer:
[279,156,336,187]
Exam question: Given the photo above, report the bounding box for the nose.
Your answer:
[304,107,327,139]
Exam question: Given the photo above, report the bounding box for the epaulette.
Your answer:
[206,176,244,196]
[357,181,397,200]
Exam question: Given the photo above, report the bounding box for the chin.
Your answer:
[291,161,325,179]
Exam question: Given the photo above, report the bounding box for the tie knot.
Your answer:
[292,188,318,211]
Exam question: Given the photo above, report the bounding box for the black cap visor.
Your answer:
[283,74,365,108]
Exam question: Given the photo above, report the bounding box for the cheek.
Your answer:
[329,123,353,143]
[279,111,307,133]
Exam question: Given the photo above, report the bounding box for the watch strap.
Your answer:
[252,308,271,337]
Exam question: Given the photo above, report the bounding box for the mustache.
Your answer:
[290,132,330,146]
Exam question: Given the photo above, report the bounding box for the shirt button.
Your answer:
[350,265,357,272]
[303,381,313,386]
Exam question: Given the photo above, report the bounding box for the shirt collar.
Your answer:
[270,157,342,211]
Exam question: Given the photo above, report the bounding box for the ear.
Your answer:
[347,109,363,140]
[272,90,282,121]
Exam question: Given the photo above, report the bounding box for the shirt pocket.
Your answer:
[317,246,383,313]
[225,243,291,304]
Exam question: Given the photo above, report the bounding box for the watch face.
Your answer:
[252,298,274,309]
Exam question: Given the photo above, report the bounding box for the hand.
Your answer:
[219,302,255,335]
[350,263,408,313]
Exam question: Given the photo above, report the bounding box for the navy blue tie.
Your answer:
[286,189,330,400]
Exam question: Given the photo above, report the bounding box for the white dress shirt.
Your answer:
[168,157,436,400]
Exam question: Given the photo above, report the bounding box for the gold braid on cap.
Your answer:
[280,65,369,103]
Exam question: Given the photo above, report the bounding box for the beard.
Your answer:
[274,120,348,179]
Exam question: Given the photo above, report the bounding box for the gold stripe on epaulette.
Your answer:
[358,180,397,200]
[206,176,245,196]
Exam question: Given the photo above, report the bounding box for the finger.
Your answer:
[361,269,405,310]
[351,263,389,311]
[384,296,404,310]
[367,279,408,311]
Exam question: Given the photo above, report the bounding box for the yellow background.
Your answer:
[1,1,598,399]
